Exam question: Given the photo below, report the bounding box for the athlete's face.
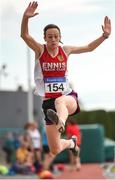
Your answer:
[44,28,61,49]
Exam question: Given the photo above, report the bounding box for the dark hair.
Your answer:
[43,24,61,37]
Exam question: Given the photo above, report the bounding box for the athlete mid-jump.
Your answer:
[21,2,111,158]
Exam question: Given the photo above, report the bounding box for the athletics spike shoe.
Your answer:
[70,135,80,157]
[46,109,65,133]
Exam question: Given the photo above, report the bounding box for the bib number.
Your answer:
[44,77,67,93]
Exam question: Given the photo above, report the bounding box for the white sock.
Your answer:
[69,139,75,149]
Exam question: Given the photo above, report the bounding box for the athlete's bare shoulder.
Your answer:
[35,43,44,60]
[63,46,71,56]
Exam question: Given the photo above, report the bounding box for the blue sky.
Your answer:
[0,0,115,111]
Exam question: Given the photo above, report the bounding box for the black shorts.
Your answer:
[42,91,80,125]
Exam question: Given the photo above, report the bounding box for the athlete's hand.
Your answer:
[24,1,38,18]
[102,16,111,38]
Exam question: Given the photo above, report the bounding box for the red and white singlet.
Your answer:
[34,45,72,98]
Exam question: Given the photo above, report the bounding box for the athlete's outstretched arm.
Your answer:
[21,1,42,55]
[64,16,111,55]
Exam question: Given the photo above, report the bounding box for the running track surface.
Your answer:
[54,163,106,179]
[0,163,108,179]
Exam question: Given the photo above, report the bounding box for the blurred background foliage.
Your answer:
[72,110,115,140]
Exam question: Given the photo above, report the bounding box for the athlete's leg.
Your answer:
[46,96,80,156]
[43,96,79,156]
[55,95,77,122]
[47,95,78,132]
[45,124,73,156]
[43,152,54,170]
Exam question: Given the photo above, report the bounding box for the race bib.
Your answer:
[44,77,67,93]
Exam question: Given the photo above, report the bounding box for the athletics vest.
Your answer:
[34,45,71,98]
